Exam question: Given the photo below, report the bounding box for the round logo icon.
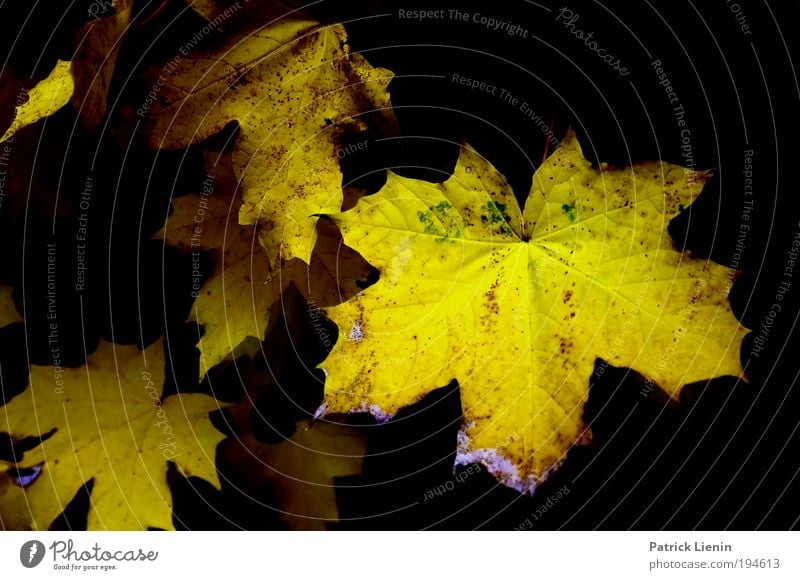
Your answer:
[20,540,46,568]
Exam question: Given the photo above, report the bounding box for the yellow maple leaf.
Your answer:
[320,131,749,490]
[0,284,22,326]
[222,415,366,530]
[155,170,373,377]
[0,339,224,530]
[0,60,74,143]
[186,0,291,22]
[186,0,235,21]
[141,13,395,269]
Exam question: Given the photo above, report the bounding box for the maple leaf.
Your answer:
[0,284,22,326]
[141,11,395,270]
[222,414,367,530]
[186,0,227,21]
[70,0,133,130]
[186,0,286,21]
[187,0,311,22]
[0,60,73,143]
[155,161,373,377]
[319,130,749,490]
[0,339,224,530]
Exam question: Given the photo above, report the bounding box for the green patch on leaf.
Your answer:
[561,201,577,222]
[480,200,512,234]
[417,202,461,242]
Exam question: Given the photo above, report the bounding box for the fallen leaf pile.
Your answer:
[0,0,750,529]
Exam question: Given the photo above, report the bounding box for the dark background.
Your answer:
[1,0,798,529]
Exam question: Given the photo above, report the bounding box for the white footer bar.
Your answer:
[1,531,797,579]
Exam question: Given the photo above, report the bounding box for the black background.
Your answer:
[1,0,799,530]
